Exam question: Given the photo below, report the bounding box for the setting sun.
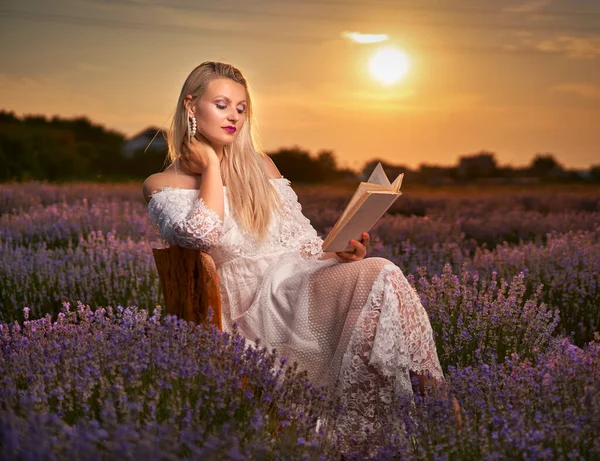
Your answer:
[368,47,411,85]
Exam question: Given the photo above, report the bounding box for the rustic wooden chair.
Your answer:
[152,245,222,330]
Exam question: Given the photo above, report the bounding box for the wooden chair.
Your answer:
[152,245,222,330]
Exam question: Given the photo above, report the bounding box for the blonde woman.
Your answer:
[143,61,460,446]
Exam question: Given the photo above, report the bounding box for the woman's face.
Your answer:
[189,78,247,147]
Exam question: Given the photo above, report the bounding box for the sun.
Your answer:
[368,47,411,85]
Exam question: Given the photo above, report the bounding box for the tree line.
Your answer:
[1,111,598,184]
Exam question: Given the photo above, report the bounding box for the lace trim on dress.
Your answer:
[298,237,325,260]
[273,180,324,260]
[148,189,224,253]
[330,263,444,449]
[174,197,223,252]
[147,178,322,259]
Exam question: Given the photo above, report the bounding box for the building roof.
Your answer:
[128,126,168,141]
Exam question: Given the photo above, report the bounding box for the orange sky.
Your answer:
[1,0,599,170]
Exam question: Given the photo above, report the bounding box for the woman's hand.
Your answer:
[336,232,369,262]
[180,133,219,175]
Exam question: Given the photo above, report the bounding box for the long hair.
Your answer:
[166,61,280,239]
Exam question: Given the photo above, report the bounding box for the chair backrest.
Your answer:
[152,246,222,330]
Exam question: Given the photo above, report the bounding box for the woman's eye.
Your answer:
[216,103,245,114]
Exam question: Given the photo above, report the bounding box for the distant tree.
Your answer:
[361,159,386,179]
[361,159,413,182]
[495,165,516,178]
[0,111,19,125]
[0,128,35,181]
[457,151,497,180]
[266,147,348,183]
[316,150,337,180]
[529,153,564,178]
[125,147,170,178]
[23,114,48,126]
[0,110,126,181]
[268,146,315,182]
[417,164,456,184]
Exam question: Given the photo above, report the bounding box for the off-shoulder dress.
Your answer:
[148,177,444,441]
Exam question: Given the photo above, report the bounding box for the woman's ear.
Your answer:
[183,94,193,112]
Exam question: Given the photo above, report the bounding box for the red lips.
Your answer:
[223,126,236,133]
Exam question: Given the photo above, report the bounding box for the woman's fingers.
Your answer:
[352,239,367,259]
[350,233,368,258]
[336,234,368,262]
[178,146,202,174]
[360,232,370,250]
[181,133,218,172]
[179,155,191,171]
[336,251,353,261]
[181,140,190,156]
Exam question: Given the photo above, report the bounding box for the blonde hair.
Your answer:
[166,61,280,239]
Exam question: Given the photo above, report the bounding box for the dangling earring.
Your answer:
[187,113,197,142]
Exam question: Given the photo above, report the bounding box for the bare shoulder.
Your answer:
[142,171,199,203]
[261,153,283,179]
[142,173,166,204]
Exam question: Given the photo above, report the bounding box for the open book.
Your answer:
[322,163,403,253]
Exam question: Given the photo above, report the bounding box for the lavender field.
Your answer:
[1,181,599,460]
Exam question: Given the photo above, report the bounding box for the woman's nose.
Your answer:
[228,110,239,122]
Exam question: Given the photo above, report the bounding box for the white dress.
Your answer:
[148,177,444,442]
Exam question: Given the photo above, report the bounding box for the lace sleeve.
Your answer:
[276,179,324,261]
[148,190,223,253]
[298,234,325,261]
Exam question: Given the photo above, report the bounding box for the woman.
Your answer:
[143,61,460,446]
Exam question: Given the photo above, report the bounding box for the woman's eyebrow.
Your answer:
[213,95,247,104]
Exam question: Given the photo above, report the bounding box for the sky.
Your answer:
[0,0,599,171]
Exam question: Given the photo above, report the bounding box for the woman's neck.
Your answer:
[212,143,225,161]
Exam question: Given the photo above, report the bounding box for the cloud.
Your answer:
[511,34,600,59]
[536,35,600,59]
[80,0,247,31]
[255,78,504,122]
[342,32,389,44]
[255,79,418,116]
[503,0,552,13]
[553,83,600,100]
[81,0,160,6]
[0,73,74,107]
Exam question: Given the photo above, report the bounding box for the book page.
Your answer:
[322,191,400,253]
[367,162,392,187]
[333,181,390,231]
[392,173,404,193]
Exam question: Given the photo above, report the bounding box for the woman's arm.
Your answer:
[146,136,225,253]
[181,135,224,220]
[196,159,224,221]
[148,187,224,253]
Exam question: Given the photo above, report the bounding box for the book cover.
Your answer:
[321,163,403,253]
